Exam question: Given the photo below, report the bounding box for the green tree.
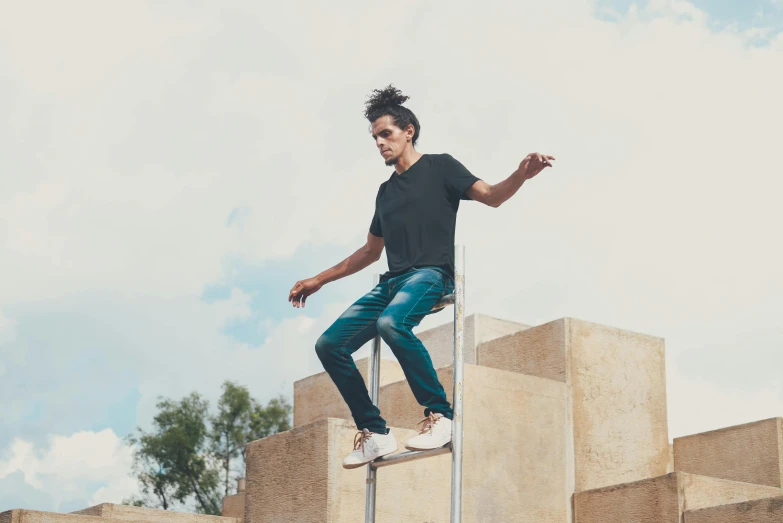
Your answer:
[126,392,222,514]
[126,385,293,513]
[210,381,252,497]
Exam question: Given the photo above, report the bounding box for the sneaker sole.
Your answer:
[342,444,398,469]
[404,439,452,452]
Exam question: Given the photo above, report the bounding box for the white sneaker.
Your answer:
[405,413,452,451]
[342,428,398,469]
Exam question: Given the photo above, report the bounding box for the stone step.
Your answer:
[293,357,405,427]
[574,472,783,523]
[477,317,671,493]
[71,504,237,523]
[685,494,783,523]
[246,363,569,523]
[1,509,228,523]
[674,417,783,487]
[2,511,118,523]
[417,313,531,369]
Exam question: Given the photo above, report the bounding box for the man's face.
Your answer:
[371,115,411,166]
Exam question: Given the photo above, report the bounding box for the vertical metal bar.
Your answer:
[450,245,466,523]
[365,274,382,523]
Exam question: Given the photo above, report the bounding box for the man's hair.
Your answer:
[364,84,421,147]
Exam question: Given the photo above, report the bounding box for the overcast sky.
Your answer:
[1,0,782,513]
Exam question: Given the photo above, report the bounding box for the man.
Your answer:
[288,85,554,469]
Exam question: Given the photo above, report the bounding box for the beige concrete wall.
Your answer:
[1,510,147,523]
[244,418,450,523]
[418,313,530,369]
[478,317,567,382]
[221,494,245,522]
[293,357,404,427]
[71,504,237,523]
[378,364,570,523]
[685,495,783,523]
[574,472,783,523]
[574,472,680,523]
[479,317,670,492]
[247,364,567,522]
[674,417,783,487]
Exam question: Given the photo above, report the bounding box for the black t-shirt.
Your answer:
[369,153,481,283]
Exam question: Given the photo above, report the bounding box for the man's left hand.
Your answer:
[518,152,555,181]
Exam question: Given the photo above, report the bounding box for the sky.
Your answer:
[1,0,782,513]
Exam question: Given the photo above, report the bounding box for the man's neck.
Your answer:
[394,150,424,175]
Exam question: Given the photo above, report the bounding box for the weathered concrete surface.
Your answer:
[293,357,405,427]
[674,417,783,487]
[1,510,154,523]
[685,495,783,523]
[221,494,245,522]
[574,472,783,523]
[417,313,530,369]
[479,317,670,492]
[71,504,237,523]
[378,364,569,523]
[244,418,451,523]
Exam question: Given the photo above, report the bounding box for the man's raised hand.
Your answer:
[518,152,556,181]
[288,277,323,308]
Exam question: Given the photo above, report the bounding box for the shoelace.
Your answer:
[353,428,373,455]
[415,413,442,435]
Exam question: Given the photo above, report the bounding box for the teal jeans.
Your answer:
[315,266,454,434]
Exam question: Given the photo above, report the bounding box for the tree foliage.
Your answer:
[124,382,292,513]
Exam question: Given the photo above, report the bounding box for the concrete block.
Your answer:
[377,364,570,523]
[685,495,783,523]
[478,317,670,492]
[2,512,113,523]
[293,357,405,427]
[71,504,237,523]
[221,494,245,522]
[2,510,156,523]
[244,418,452,523]
[674,417,783,487]
[574,472,783,523]
[417,313,531,369]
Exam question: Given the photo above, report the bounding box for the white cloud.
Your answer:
[666,354,783,438]
[0,430,136,509]
[0,311,16,346]
[0,311,18,378]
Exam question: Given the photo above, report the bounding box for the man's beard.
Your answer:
[384,154,399,167]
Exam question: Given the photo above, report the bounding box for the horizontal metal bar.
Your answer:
[370,444,452,469]
[431,293,455,311]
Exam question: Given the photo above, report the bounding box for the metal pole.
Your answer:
[364,274,382,523]
[450,244,466,523]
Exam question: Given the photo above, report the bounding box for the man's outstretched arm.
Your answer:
[288,232,384,308]
[466,152,555,208]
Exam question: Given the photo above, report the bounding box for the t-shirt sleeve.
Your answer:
[441,153,481,201]
[369,205,382,237]
[369,185,383,237]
